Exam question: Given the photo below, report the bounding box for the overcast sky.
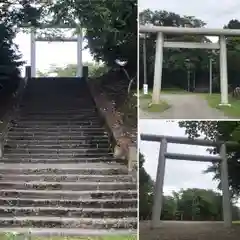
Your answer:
[139,120,220,196]
[139,0,240,28]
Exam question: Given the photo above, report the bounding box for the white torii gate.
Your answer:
[141,133,238,228]
[139,25,240,106]
[21,24,83,78]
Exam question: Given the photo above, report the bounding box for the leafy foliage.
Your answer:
[1,0,137,95]
[0,23,22,94]
[37,63,109,78]
[139,9,240,91]
[139,152,154,220]
[36,0,137,76]
[0,0,45,94]
[141,186,240,221]
[179,121,240,197]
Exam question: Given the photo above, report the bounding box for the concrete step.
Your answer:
[19,110,98,114]
[0,216,137,229]
[0,189,137,200]
[4,143,109,149]
[19,110,98,115]
[5,139,109,144]
[6,135,108,141]
[0,227,137,236]
[3,152,113,159]
[0,157,122,164]
[0,197,137,208]
[11,121,103,129]
[19,105,96,109]
[11,119,100,124]
[19,109,97,113]
[17,117,99,122]
[9,127,105,132]
[1,155,121,164]
[0,164,128,175]
[7,131,108,137]
[4,147,110,154]
[0,206,137,218]
[9,128,108,136]
[0,181,136,191]
[17,114,98,119]
[10,123,103,128]
[0,174,133,182]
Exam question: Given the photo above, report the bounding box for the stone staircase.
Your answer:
[0,78,137,236]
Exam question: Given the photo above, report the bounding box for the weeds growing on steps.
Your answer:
[3,231,137,240]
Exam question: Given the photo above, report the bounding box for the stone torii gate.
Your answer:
[140,133,238,228]
[139,25,240,106]
[21,24,83,78]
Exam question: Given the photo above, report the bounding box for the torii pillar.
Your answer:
[77,29,83,78]
[30,28,36,78]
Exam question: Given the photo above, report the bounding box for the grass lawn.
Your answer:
[140,97,170,113]
[0,234,137,240]
[139,90,171,113]
[204,93,240,117]
[233,221,240,224]
[146,101,170,113]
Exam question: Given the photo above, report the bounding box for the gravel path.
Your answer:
[140,94,230,119]
[140,221,240,240]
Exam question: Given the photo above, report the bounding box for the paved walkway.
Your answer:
[140,94,230,119]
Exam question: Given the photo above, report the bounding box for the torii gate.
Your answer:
[140,133,238,228]
[21,24,83,78]
[139,25,240,106]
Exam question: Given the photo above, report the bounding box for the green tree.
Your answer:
[176,188,222,221]
[139,9,240,92]
[139,152,154,220]
[161,195,177,220]
[139,9,212,90]
[179,121,240,197]
[36,63,109,78]
[0,23,22,93]
[34,0,137,76]
[0,0,44,94]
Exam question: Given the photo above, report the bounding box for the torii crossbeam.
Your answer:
[139,25,240,106]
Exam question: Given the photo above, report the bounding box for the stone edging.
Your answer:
[87,80,137,172]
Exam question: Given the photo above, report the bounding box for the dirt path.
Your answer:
[140,221,240,240]
[140,94,229,119]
